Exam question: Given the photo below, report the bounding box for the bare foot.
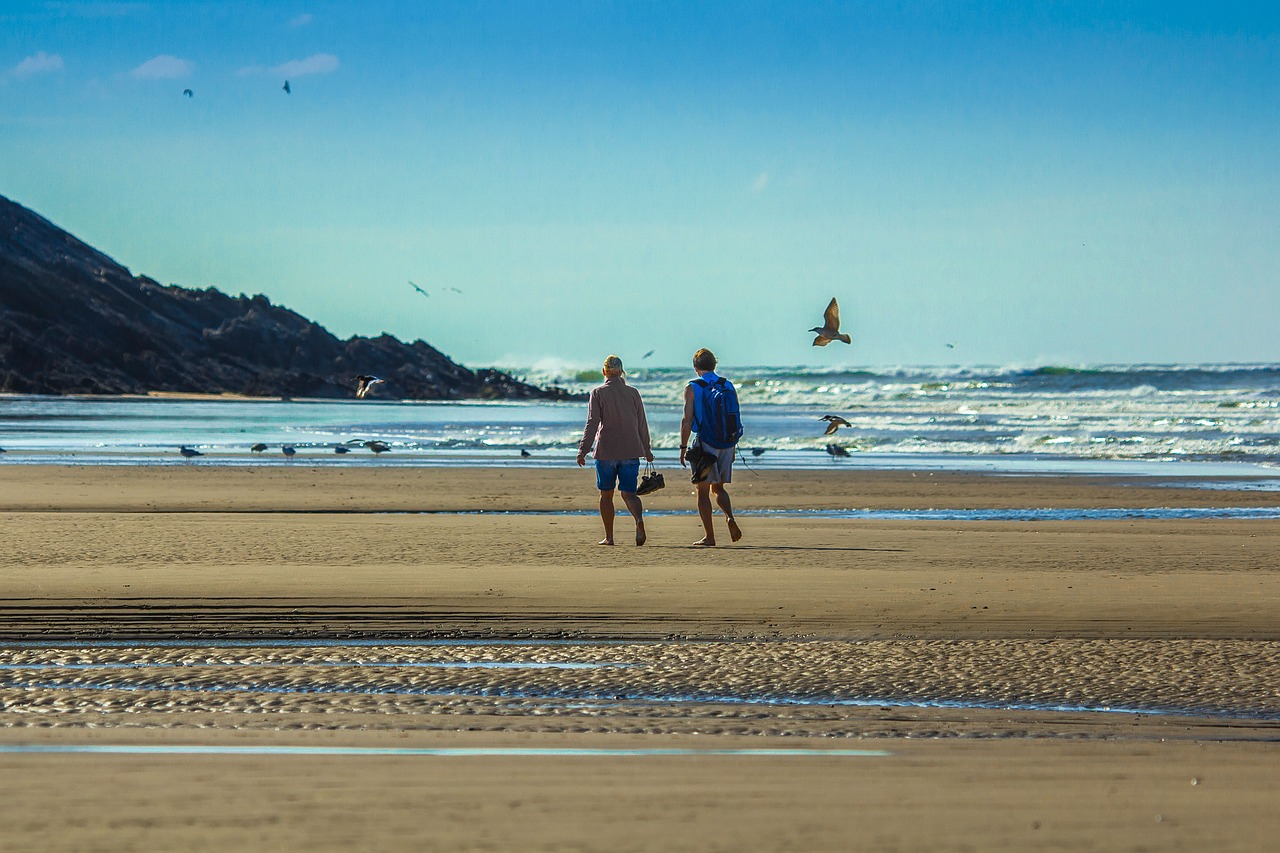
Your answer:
[693,537,716,547]
[727,517,742,542]
[635,524,646,546]
[598,538,615,546]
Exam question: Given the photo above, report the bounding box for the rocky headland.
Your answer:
[0,194,560,400]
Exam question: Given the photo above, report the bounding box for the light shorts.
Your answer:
[696,439,734,484]
[595,458,640,493]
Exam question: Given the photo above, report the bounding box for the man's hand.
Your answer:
[645,453,655,463]
[679,447,687,468]
[576,454,586,467]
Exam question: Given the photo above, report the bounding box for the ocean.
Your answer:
[1,363,1279,476]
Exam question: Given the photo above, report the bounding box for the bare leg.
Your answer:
[620,491,645,545]
[712,484,742,542]
[598,489,615,545]
[694,483,715,545]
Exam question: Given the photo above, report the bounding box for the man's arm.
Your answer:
[576,389,601,467]
[679,384,694,468]
[636,392,654,462]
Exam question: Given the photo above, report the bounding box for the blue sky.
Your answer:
[2,1,1278,370]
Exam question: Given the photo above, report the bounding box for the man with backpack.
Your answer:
[679,348,743,546]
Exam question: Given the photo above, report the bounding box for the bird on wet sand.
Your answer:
[180,446,202,458]
[821,415,852,436]
[334,445,350,454]
[250,443,267,453]
[810,297,852,346]
[355,375,384,399]
[750,447,766,457]
[826,443,849,458]
[365,440,391,454]
[282,445,296,459]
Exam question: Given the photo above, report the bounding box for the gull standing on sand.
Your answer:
[282,445,296,459]
[826,443,849,458]
[365,440,391,454]
[355,375,384,399]
[810,297,852,347]
[180,446,202,458]
[334,445,350,454]
[250,443,267,453]
[821,415,852,436]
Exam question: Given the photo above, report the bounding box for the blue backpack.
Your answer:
[692,376,744,449]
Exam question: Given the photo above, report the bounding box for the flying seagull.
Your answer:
[179,446,203,458]
[825,443,849,458]
[182,89,193,98]
[365,440,391,454]
[810,297,852,347]
[641,349,655,360]
[250,443,267,453]
[282,80,291,94]
[355,375,384,399]
[409,280,429,298]
[821,415,852,436]
[448,287,463,294]
[282,445,296,458]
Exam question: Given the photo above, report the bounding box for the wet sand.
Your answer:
[1,465,1278,851]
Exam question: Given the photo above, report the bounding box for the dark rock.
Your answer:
[0,194,570,400]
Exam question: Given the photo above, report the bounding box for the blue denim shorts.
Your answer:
[595,458,640,493]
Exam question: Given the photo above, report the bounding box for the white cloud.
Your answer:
[12,51,64,78]
[275,53,338,77]
[752,172,770,193]
[239,52,339,79]
[131,54,193,80]
[289,13,313,28]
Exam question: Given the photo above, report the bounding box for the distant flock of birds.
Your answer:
[170,296,866,463]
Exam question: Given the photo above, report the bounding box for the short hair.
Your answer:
[603,354,624,375]
[692,348,717,371]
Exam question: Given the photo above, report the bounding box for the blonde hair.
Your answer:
[603,354,625,376]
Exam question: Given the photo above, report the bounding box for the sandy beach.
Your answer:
[1,464,1278,851]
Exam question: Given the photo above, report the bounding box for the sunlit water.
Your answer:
[1,363,1278,475]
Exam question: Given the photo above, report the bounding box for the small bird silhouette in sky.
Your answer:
[809,297,852,347]
[409,280,429,298]
[641,349,655,360]
[820,415,852,436]
[182,89,193,98]
[282,80,291,94]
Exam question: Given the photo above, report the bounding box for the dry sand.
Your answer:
[1,464,1278,851]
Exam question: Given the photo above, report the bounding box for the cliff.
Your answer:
[0,194,555,400]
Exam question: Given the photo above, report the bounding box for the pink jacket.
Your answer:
[577,376,652,461]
